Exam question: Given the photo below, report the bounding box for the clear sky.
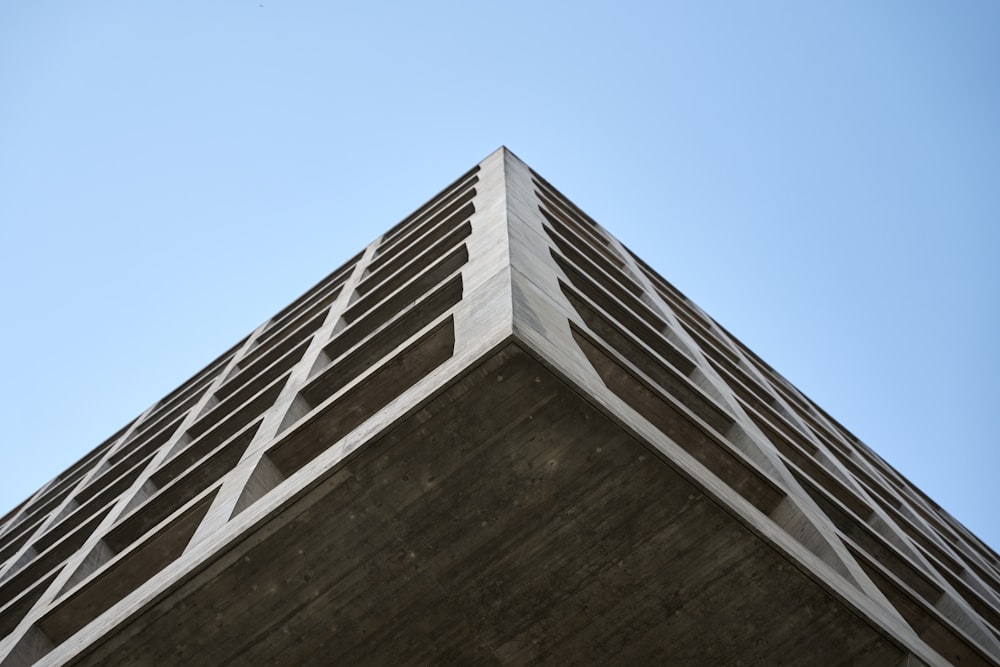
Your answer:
[1,2,997,553]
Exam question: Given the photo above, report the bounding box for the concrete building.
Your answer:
[1,148,998,666]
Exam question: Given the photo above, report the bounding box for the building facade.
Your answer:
[0,148,998,665]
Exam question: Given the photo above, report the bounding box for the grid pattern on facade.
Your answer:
[0,149,997,666]
[0,165,479,665]
[529,170,1000,665]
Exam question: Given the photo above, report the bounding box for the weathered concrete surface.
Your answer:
[72,344,905,666]
[4,148,995,667]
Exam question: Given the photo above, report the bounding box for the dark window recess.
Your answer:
[381,167,478,243]
[256,285,340,349]
[265,258,358,330]
[572,326,783,517]
[0,507,111,613]
[233,316,456,515]
[358,224,470,304]
[37,493,215,652]
[186,372,287,442]
[560,281,682,375]
[326,272,463,366]
[214,336,310,404]
[369,200,473,278]
[114,420,261,546]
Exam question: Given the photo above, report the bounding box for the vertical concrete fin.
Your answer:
[458,146,516,348]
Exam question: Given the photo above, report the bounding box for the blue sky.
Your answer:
[1,2,997,552]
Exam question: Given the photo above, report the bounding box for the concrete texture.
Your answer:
[0,148,997,666]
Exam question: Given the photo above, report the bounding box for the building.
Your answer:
[0,148,998,666]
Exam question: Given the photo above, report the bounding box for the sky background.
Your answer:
[1,2,997,553]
